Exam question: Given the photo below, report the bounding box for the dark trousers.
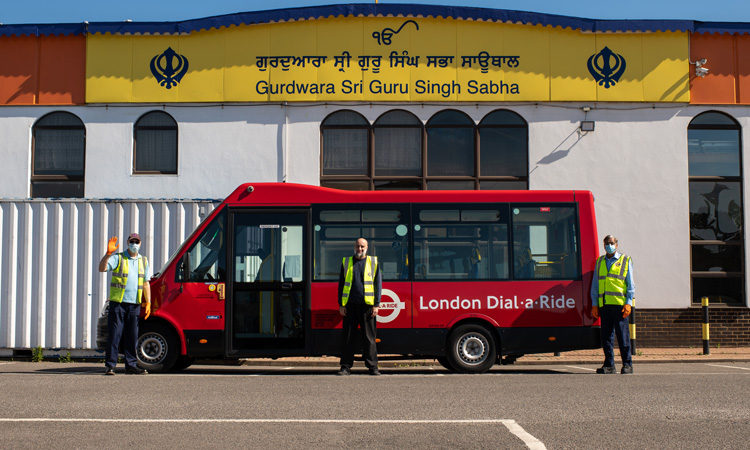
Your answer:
[106,301,140,368]
[340,303,378,369]
[600,304,632,367]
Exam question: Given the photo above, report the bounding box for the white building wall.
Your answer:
[0,108,39,199]
[1,102,749,350]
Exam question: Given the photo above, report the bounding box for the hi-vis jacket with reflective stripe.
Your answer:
[596,254,631,307]
[109,253,148,303]
[341,256,378,306]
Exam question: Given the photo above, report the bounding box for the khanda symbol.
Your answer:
[150,47,189,89]
[587,46,626,89]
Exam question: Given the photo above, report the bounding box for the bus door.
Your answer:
[227,209,308,355]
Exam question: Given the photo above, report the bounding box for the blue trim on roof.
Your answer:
[694,21,750,35]
[0,23,85,37]
[0,4,748,37]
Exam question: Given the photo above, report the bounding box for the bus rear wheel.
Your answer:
[137,323,179,373]
[446,324,497,373]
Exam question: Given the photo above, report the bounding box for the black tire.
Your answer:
[446,324,497,373]
[136,323,179,373]
[171,355,196,372]
[436,356,456,372]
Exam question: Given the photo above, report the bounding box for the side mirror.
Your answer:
[182,253,191,279]
[180,253,191,292]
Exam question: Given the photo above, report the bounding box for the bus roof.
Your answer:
[224,183,591,205]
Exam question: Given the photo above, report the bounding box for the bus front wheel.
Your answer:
[446,324,497,373]
[137,323,179,373]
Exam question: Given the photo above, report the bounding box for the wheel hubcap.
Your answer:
[138,333,167,364]
[457,333,488,365]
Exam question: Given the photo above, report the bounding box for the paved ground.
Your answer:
[239,346,750,367]
[2,360,750,449]
[4,346,748,368]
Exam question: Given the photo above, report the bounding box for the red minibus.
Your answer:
[99,183,600,373]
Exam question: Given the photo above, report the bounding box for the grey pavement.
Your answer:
[3,346,749,368]
[2,360,750,449]
[238,346,750,367]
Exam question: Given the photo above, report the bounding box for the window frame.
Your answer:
[320,108,529,191]
[30,111,86,198]
[133,110,179,175]
[425,109,476,186]
[372,109,424,185]
[688,111,745,306]
[477,109,529,189]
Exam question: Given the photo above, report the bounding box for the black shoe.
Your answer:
[596,365,616,374]
[337,367,351,376]
[621,365,633,374]
[104,366,115,376]
[125,366,148,375]
[369,368,381,376]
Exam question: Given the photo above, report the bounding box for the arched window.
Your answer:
[688,111,744,305]
[425,110,475,190]
[320,110,370,190]
[478,109,528,190]
[134,111,178,174]
[373,110,423,190]
[31,111,86,198]
[319,108,530,191]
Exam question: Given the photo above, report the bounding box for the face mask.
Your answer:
[605,244,616,254]
[129,243,140,254]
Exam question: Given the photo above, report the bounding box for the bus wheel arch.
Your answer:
[445,321,498,374]
[136,320,180,373]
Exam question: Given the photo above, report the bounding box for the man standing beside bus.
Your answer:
[591,235,635,374]
[338,238,382,376]
[98,233,152,375]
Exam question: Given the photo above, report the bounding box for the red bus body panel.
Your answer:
[146,183,600,358]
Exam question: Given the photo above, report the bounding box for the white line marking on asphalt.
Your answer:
[564,365,596,372]
[706,364,750,371]
[0,417,546,449]
[502,419,547,450]
[0,362,16,365]
[0,418,521,424]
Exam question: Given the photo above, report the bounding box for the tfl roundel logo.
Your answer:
[377,289,405,324]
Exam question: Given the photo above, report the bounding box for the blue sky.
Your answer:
[0,0,749,24]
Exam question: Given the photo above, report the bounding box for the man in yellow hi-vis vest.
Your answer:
[98,233,152,375]
[591,235,635,375]
[337,238,382,376]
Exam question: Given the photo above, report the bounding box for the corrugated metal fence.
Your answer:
[0,199,220,351]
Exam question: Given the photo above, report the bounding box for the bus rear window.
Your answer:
[511,205,580,280]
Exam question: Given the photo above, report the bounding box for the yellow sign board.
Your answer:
[86,17,689,103]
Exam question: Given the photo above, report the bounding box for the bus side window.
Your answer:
[511,205,580,280]
[313,207,410,282]
[177,210,227,282]
[413,207,509,280]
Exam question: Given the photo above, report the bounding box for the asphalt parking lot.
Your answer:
[2,361,750,449]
